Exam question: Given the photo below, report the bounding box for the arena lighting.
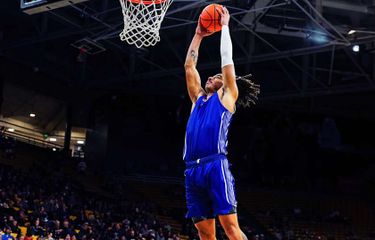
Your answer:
[309,33,328,43]
[21,0,46,7]
[352,45,360,52]
[8,128,15,132]
[21,0,89,15]
[49,138,57,142]
[77,140,85,145]
[347,29,375,35]
[29,113,36,117]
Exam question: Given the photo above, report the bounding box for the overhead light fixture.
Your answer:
[347,29,375,35]
[49,138,57,142]
[309,33,328,43]
[352,45,360,52]
[30,113,36,118]
[77,140,85,145]
[8,128,15,132]
[52,148,57,151]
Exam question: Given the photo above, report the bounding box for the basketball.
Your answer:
[199,4,223,33]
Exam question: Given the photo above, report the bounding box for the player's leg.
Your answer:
[185,166,216,240]
[218,213,247,240]
[193,218,216,240]
[208,158,247,240]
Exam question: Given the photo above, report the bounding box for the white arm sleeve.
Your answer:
[220,25,234,68]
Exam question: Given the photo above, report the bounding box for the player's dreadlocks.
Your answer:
[236,74,260,108]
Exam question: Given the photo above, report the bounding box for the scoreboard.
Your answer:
[21,0,89,14]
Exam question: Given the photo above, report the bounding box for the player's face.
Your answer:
[205,73,223,93]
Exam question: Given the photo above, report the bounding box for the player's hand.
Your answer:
[195,22,214,38]
[220,7,230,26]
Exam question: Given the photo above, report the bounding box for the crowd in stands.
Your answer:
[1,112,374,240]
[256,208,353,240]
[0,164,179,240]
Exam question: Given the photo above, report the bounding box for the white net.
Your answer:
[119,0,173,48]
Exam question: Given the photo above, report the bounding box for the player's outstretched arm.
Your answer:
[220,7,238,104]
[185,25,213,104]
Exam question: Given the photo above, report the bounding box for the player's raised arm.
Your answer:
[220,7,238,102]
[184,25,213,104]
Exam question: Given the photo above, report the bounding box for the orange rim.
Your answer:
[128,0,167,4]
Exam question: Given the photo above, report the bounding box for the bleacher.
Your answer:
[239,189,375,239]
[0,141,182,240]
[2,138,374,240]
[122,179,189,239]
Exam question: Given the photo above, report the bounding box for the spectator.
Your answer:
[27,218,44,236]
[9,220,20,236]
[1,226,15,240]
[77,160,87,174]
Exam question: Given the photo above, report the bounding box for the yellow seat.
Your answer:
[84,210,94,218]
[19,226,27,236]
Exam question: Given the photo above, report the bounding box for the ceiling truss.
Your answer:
[1,0,375,101]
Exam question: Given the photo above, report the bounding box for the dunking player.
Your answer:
[183,7,259,240]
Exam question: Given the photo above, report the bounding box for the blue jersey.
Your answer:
[2,234,15,240]
[183,92,233,162]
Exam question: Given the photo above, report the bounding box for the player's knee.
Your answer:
[198,229,215,240]
[223,224,242,240]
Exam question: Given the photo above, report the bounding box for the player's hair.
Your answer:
[236,74,260,108]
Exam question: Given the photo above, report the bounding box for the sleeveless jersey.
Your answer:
[183,92,234,162]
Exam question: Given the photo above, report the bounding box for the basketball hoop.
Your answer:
[119,0,173,48]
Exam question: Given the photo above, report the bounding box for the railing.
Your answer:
[0,120,63,149]
[2,131,63,149]
[0,119,45,134]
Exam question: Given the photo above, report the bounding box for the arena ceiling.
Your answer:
[0,0,375,136]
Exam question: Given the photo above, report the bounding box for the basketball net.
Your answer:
[119,0,173,48]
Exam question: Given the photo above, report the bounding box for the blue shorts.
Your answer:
[184,154,237,218]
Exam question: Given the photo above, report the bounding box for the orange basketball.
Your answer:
[199,4,223,33]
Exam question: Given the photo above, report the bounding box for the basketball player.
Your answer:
[183,7,259,240]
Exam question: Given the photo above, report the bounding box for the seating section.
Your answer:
[126,180,187,237]
[239,190,375,240]
[0,163,180,240]
[111,179,375,240]
[1,139,374,240]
